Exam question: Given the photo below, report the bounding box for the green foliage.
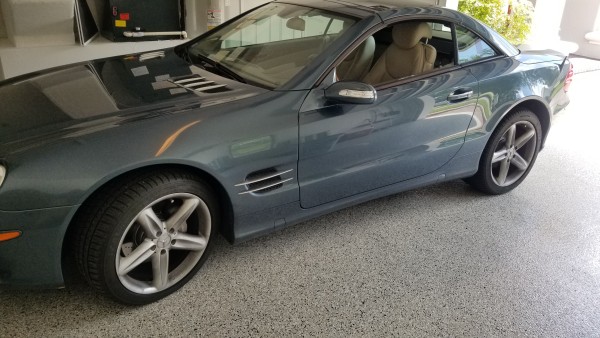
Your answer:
[458,0,534,45]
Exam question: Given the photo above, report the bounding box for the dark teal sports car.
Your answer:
[0,0,572,304]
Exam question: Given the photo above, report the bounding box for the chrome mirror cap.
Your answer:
[325,81,377,105]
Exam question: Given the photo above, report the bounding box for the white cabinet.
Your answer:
[1,0,76,47]
[0,0,194,80]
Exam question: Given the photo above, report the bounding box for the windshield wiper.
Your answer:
[213,62,247,84]
[190,51,247,84]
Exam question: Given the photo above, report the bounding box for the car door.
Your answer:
[298,20,480,208]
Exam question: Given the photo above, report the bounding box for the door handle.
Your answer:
[448,89,473,102]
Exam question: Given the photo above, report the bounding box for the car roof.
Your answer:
[275,0,468,24]
[276,0,439,17]
[327,0,438,11]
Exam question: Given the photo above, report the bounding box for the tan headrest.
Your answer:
[392,22,432,49]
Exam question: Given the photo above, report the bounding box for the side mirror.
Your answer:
[324,81,377,105]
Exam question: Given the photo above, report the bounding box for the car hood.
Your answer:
[0,49,266,156]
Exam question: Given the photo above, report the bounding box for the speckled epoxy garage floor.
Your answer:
[1,69,600,337]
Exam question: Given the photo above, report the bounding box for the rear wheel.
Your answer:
[73,170,217,305]
[466,109,542,195]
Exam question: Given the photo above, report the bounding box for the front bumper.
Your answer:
[0,206,75,288]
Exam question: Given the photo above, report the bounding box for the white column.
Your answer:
[443,0,459,10]
[522,0,578,54]
[529,0,565,43]
[561,0,600,58]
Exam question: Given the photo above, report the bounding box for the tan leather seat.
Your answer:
[337,36,376,81]
[363,22,436,84]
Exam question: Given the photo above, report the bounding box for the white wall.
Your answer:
[559,0,600,58]
[530,0,566,43]
[523,0,600,58]
[0,4,6,39]
[438,0,458,9]
[241,0,271,12]
[521,0,578,55]
[1,0,76,47]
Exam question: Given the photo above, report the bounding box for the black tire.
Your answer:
[72,169,218,305]
[466,109,542,195]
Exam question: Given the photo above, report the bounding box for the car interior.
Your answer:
[337,21,457,85]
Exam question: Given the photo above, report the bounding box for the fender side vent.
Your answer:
[235,168,294,195]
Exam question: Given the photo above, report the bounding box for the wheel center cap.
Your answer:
[157,233,172,249]
[508,147,515,159]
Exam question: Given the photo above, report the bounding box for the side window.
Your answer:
[336,20,456,85]
[455,25,498,64]
[429,22,455,68]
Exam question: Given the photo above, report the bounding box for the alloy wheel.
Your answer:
[115,193,211,294]
[490,121,537,187]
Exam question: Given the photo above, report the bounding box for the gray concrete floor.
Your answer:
[1,71,600,337]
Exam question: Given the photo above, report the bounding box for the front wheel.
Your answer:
[73,170,218,305]
[466,109,542,195]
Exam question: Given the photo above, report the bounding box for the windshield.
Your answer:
[187,3,357,89]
